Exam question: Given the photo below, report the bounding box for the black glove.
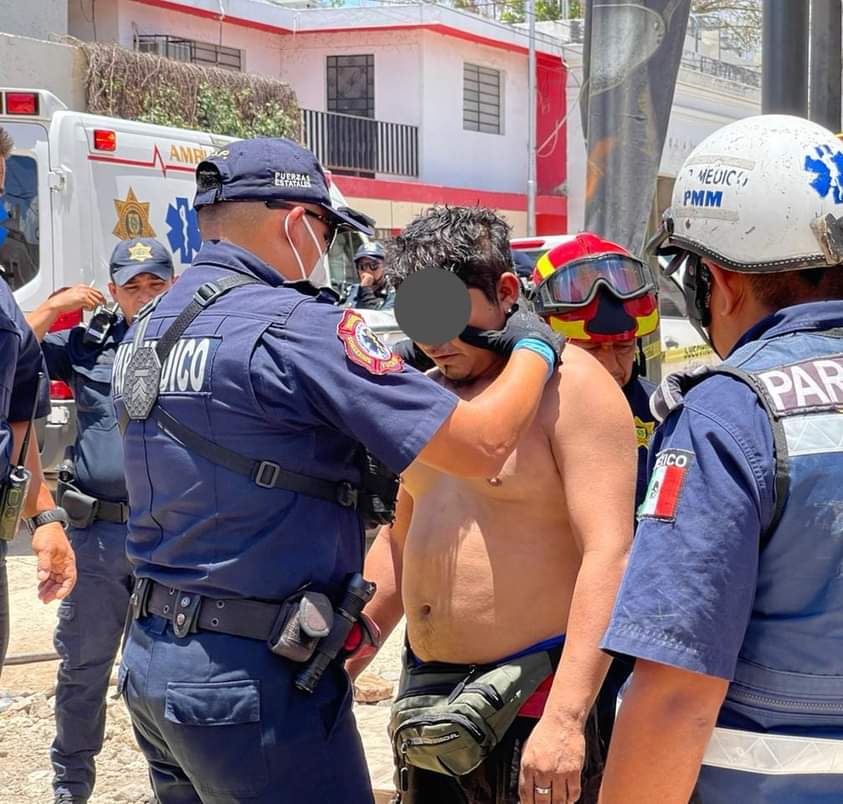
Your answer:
[459,305,565,368]
[392,339,435,372]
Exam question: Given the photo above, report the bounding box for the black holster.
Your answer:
[357,450,399,528]
[58,484,99,529]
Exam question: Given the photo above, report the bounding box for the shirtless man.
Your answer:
[349,207,636,804]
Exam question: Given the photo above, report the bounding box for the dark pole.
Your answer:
[762,0,810,115]
[810,0,842,132]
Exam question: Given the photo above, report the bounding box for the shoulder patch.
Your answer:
[337,310,404,375]
[638,448,694,522]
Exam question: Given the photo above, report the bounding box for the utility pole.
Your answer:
[527,0,537,236]
[762,0,809,115]
[810,0,842,132]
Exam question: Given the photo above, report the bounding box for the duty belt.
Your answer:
[131,577,295,641]
[94,499,128,523]
[56,481,129,525]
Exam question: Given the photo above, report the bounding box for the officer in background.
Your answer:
[601,115,843,803]
[344,241,394,309]
[0,125,76,679]
[112,137,562,804]
[26,238,175,804]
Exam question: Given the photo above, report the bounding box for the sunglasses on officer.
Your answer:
[265,200,339,249]
[357,260,383,272]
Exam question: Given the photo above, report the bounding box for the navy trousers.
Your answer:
[120,611,374,803]
[51,519,133,801]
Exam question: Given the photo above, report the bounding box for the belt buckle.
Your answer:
[172,592,203,638]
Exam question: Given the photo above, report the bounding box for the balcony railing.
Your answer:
[301,109,419,178]
[680,52,761,88]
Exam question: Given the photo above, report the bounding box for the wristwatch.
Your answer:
[27,507,69,533]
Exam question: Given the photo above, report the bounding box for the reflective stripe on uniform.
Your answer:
[702,726,843,775]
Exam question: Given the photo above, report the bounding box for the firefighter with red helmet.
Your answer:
[532,232,660,763]
[532,232,659,508]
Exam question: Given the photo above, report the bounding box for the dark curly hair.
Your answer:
[386,206,513,302]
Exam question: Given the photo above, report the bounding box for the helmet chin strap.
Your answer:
[682,254,715,350]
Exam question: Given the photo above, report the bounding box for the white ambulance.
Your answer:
[0,88,366,468]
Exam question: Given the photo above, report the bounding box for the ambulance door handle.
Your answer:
[48,169,68,192]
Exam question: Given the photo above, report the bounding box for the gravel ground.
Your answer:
[0,556,402,803]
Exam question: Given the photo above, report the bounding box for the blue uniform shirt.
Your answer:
[42,319,129,501]
[0,281,49,477]
[116,241,459,600]
[0,307,19,476]
[0,281,49,422]
[598,310,843,679]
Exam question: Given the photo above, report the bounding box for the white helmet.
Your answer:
[655,114,843,273]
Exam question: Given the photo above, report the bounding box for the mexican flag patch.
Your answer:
[638,448,694,521]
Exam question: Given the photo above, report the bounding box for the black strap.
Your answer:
[154,274,260,365]
[151,405,358,508]
[16,372,43,465]
[121,274,359,510]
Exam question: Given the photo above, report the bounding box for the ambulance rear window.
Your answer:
[0,154,40,291]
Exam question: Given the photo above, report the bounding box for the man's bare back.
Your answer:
[401,346,623,664]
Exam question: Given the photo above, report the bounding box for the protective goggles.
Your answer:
[533,253,655,315]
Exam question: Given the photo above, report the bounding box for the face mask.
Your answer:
[285,214,329,288]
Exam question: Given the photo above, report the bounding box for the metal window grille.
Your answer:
[134,35,242,71]
[463,63,502,135]
[326,55,375,118]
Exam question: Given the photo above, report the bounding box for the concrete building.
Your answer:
[0,0,764,237]
[66,0,569,235]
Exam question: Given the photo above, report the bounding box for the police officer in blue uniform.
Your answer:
[345,241,395,310]
[0,123,76,675]
[600,115,843,803]
[0,276,77,659]
[112,137,563,804]
[26,238,175,803]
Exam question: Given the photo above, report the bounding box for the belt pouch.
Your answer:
[60,487,98,529]
[389,650,553,781]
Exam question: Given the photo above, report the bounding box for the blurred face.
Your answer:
[573,338,637,386]
[418,273,521,383]
[109,272,173,323]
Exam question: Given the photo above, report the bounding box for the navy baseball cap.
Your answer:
[193,137,375,236]
[353,241,385,263]
[110,238,175,286]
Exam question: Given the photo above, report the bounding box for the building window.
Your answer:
[463,63,502,135]
[134,35,242,71]
[327,55,375,118]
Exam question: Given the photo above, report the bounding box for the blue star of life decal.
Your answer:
[804,144,843,204]
[166,196,202,263]
[0,204,8,249]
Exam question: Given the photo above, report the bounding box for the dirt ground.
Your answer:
[0,556,400,803]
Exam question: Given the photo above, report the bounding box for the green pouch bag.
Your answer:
[389,649,553,785]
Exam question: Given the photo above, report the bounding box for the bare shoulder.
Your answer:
[539,344,633,434]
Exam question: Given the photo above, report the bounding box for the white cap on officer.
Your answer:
[666,114,843,272]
